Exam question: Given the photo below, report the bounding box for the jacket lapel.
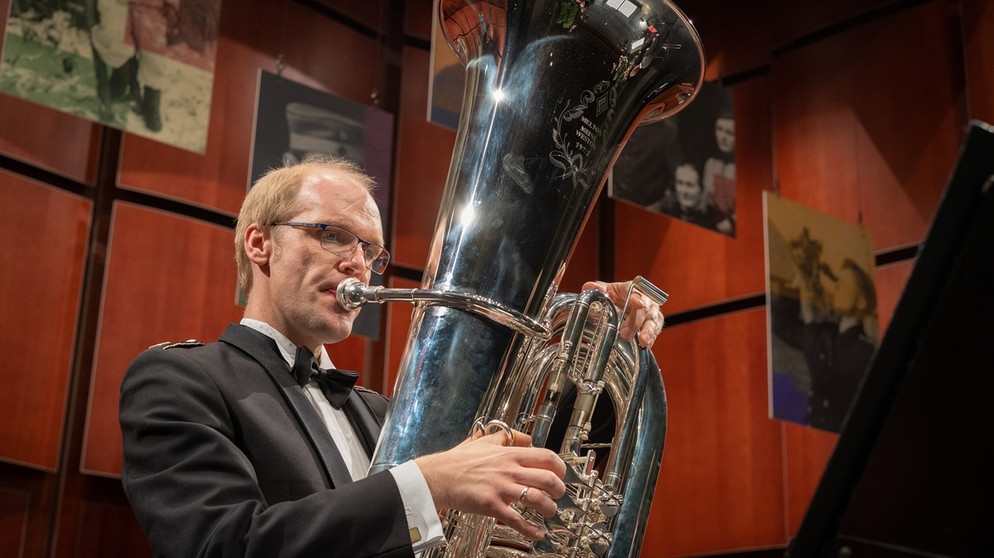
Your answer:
[343,389,385,458]
[220,324,354,487]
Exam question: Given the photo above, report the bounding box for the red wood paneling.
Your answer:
[782,422,839,533]
[69,502,151,558]
[308,0,388,32]
[559,204,600,291]
[0,95,101,185]
[714,0,774,76]
[770,0,904,47]
[963,0,994,124]
[118,0,386,215]
[0,174,90,471]
[773,1,966,252]
[81,203,244,476]
[391,46,456,268]
[644,309,786,556]
[384,276,421,396]
[0,464,54,558]
[874,260,914,335]
[325,333,370,387]
[404,0,433,41]
[0,488,29,558]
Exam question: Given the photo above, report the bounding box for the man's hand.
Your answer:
[583,280,665,349]
[415,431,566,541]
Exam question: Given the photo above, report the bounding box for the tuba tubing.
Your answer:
[357,0,704,555]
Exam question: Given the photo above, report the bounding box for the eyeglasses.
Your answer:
[270,221,391,275]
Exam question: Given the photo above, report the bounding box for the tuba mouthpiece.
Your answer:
[336,278,370,311]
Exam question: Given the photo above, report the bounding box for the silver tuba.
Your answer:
[340,0,704,555]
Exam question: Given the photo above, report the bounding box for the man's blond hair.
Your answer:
[234,156,375,295]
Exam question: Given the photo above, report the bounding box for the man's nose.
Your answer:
[342,245,367,273]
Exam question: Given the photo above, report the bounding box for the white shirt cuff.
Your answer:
[388,460,446,551]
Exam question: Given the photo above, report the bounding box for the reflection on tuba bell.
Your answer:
[341,0,704,555]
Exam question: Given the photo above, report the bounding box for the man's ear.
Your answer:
[244,224,272,266]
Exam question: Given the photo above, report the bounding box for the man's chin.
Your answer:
[325,319,354,344]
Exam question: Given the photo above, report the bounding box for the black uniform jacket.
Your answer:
[119,323,415,558]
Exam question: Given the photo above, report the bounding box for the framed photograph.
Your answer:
[764,193,879,432]
[610,81,737,237]
[0,0,221,153]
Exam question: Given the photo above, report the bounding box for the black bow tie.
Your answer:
[292,345,359,409]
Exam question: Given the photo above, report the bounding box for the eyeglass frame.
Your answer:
[268,221,391,275]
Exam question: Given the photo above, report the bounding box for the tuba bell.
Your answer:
[340,0,704,555]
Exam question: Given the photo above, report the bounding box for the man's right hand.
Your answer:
[415,430,567,541]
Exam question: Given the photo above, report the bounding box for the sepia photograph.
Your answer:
[765,192,879,433]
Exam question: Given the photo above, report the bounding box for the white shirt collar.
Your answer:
[239,318,335,369]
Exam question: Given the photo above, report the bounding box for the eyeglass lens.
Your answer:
[318,226,389,273]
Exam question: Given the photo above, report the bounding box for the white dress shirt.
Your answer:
[240,319,444,551]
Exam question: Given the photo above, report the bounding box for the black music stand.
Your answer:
[787,120,994,557]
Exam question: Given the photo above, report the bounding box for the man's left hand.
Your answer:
[582,280,665,349]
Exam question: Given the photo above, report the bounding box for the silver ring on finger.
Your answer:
[518,486,530,503]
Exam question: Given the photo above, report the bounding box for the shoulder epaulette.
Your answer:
[149,339,204,350]
[354,386,380,395]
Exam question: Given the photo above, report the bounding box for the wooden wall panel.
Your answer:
[384,276,421,396]
[404,0,433,40]
[613,76,772,313]
[782,422,838,534]
[713,0,774,76]
[0,487,29,558]
[874,259,914,334]
[0,174,90,471]
[325,333,370,387]
[559,204,600,291]
[0,0,100,184]
[309,0,389,31]
[81,203,244,476]
[770,0,904,46]
[69,502,151,558]
[118,0,387,214]
[0,95,101,185]
[963,0,994,124]
[773,1,966,251]
[644,309,786,556]
[391,45,456,268]
[0,464,55,558]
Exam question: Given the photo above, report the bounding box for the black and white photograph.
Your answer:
[765,192,879,433]
[1,0,221,153]
[610,80,737,237]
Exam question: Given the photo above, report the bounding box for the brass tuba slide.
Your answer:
[339,0,704,555]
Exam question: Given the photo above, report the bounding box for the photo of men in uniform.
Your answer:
[765,193,879,433]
